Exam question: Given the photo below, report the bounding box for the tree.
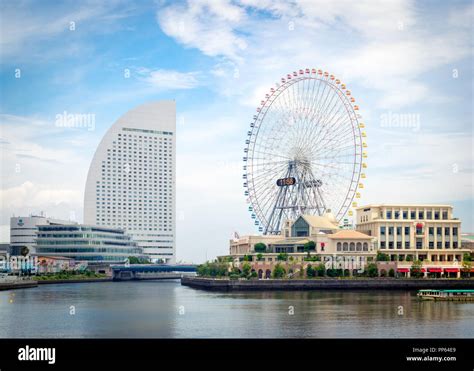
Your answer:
[388,268,395,277]
[128,256,139,264]
[461,260,472,278]
[229,273,239,280]
[410,260,424,278]
[241,262,252,278]
[299,266,305,278]
[277,252,288,261]
[376,252,389,261]
[316,263,326,277]
[406,255,413,262]
[326,268,338,277]
[304,241,316,252]
[254,243,267,253]
[197,261,229,277]
[367,263,378,277]
[197,263,210,277]
[463,253,472,262]
[256,253,263,261]
[272,263,286,279]
[306,264,314,278]
[128,256,150,264]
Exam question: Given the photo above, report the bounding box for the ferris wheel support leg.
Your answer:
[265,183,288,235]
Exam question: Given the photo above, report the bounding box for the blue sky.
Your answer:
[0,0,473,263]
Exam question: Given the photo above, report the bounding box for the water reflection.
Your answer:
[0,282,472,338]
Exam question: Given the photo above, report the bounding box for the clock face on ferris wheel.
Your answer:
[243,68,367,235]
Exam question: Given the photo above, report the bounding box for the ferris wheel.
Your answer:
[243,68,367,235]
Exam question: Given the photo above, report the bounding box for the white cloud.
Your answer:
[136,68,201,90]
[0,1,138,60]
[157,0,473,111]
[157,0,248,60]
[0,181,81,210]
[364,131,473,203]
[448,2,474,29]
[295,0,416,36]
[0,182,84,242]
[0,113,94,241]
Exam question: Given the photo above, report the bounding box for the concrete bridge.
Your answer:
[111,264,197,281]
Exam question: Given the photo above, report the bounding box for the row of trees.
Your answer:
[305,263,380,278]
[304,261,450,278]
[196,261,229,277]
[196,260,289,279]
[197,254,473,280]
[127,256,151,264]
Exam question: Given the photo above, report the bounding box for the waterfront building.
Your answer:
[225,213,376,277]
[10,215,76,256]
[84,101,176,263]
[355,204,469,260]
[35,224,143,263]
[223,204,471,278]
[231,213,375,255]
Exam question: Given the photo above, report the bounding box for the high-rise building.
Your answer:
[10,215,76,255]
[84,101,176,263]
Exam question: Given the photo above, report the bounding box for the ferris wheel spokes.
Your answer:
[244,69,365,234]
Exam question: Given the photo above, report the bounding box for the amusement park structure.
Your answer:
[243,68,367,235]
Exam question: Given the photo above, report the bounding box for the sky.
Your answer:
[0,0,473,264]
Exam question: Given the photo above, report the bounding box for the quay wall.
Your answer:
[0,281,38,291]
[37,277,113,285]
[181,276,474,291]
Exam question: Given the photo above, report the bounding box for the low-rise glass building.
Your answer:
[35,225,144,263]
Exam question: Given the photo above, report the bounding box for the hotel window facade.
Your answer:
[84,101,176,263]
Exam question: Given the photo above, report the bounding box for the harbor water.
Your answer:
[1,280,473,338]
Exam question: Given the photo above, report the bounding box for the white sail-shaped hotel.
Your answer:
[84,101,176,263]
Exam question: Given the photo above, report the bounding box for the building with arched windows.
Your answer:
[223,205,471,279]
